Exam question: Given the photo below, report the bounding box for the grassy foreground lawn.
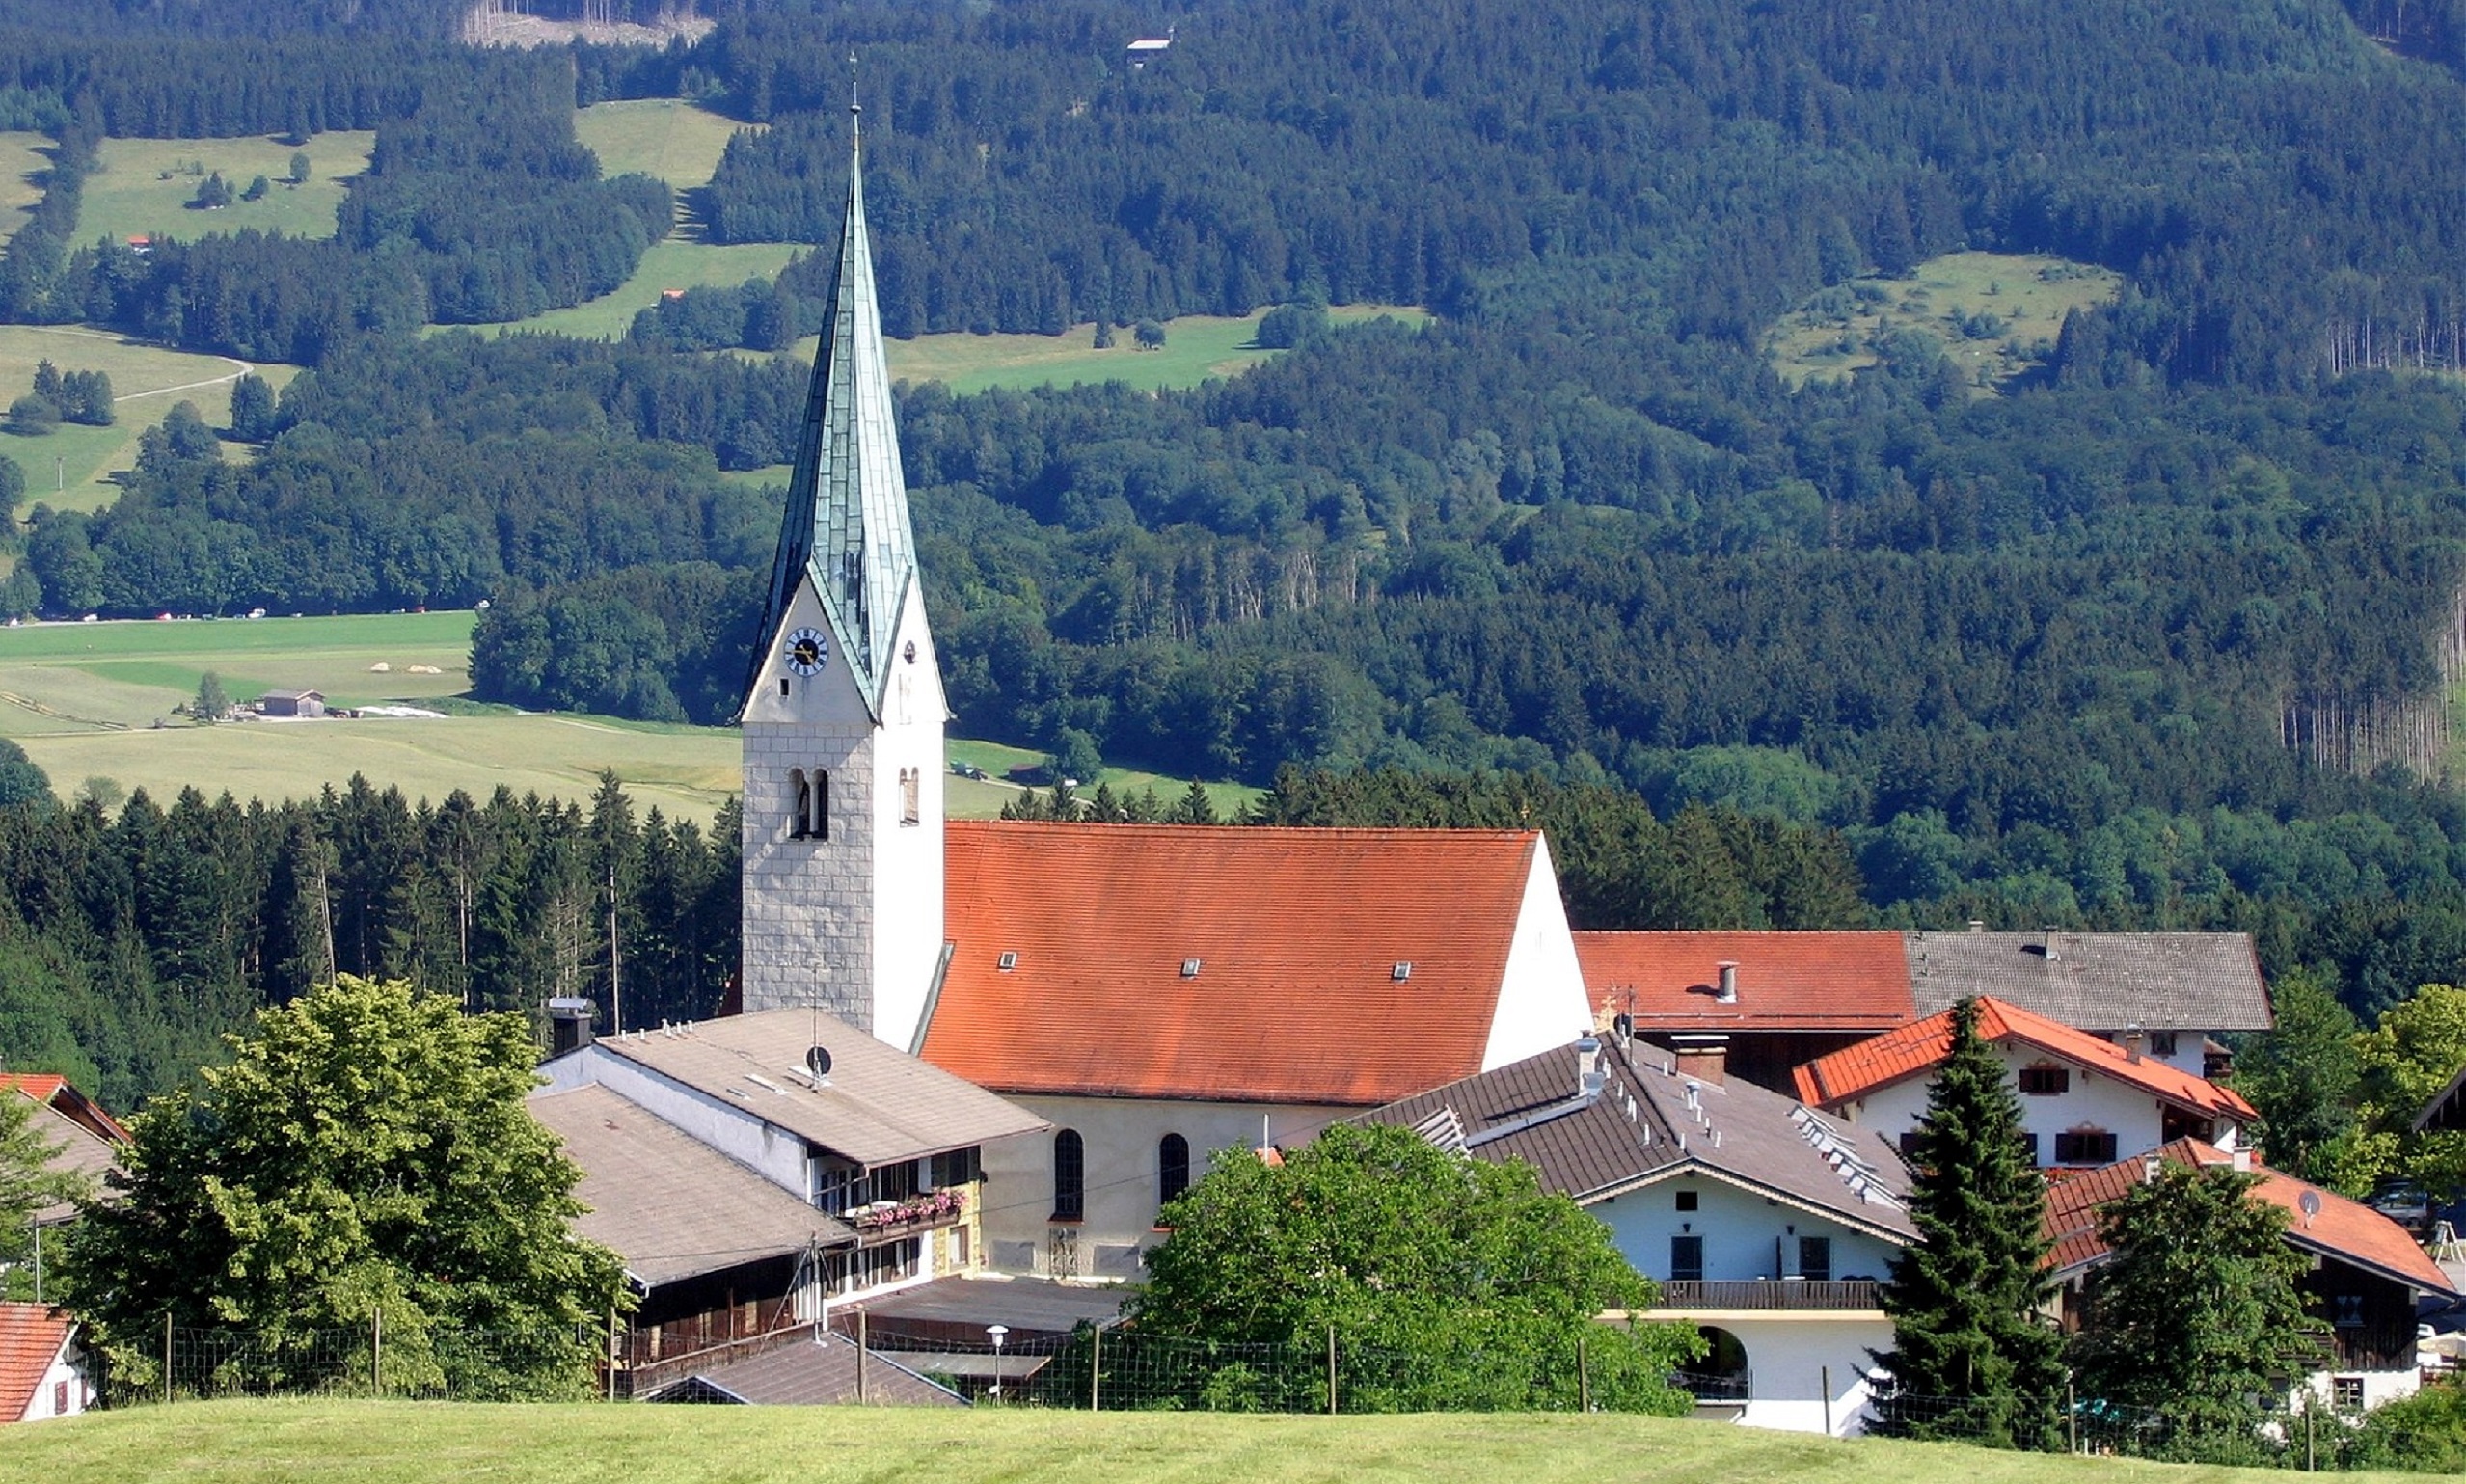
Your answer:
[0,1399,2435,1484]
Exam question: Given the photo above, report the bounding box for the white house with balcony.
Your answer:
[1362,1025,1916,1435]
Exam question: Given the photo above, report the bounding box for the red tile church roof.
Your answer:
[922,822,1550,1104]
[1792,995,2256,1122]
[0,1303,72,1423]
[1576,930,1913,1030]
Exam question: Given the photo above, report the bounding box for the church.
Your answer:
[732,115,1598,1280]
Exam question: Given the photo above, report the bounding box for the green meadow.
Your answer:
[0,613,1252,823]
[1763,251,2123,391]
[73,131,376,251]
[574,98,750,190]
[871,302,1431,396]
[0,1398,2439,1484]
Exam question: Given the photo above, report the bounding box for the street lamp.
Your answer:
[987,1324,1010,1403]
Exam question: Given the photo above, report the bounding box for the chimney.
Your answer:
[1576,1033,1605,1100]
[1967,919,1985,933]
[2123,1027,2145,1064]
[1672,1033,1727,1085]
[2042,927,2060,961]
[2141,1154,2161,1185]
[2231,1147,2254,1174]
[1716,960,1739,1004]
[547,997,597,1058]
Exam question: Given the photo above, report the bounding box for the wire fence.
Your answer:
[118,1321,610,1405]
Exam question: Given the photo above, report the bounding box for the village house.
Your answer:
[3,1072,128,1298]
[1793,996,2254,1169]
[0,1304,87,1423]
[2044,1140,2455,1411]
[1362,1024,1914,1435]
[533,999,1046,1390]
[1576,929,2272,1096]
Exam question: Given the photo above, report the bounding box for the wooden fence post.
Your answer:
[371,1307,383,1396]
[162,1312,172,1405]
[1821,1364,1831,1437]
[1090,1326,1101,1412]
[1326,1324,1338,1415]
[1577,1336,1589,1413]
[855,1309,869,1404]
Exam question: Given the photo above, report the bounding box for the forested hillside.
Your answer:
[5,0,2466,1043]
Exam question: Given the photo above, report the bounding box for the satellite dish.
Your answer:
[2299,1190,2323,1226]
[806,1045,832,1079]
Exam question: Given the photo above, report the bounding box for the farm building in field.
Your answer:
[255,688,325,717]
[1574,928,2271,1096]
[1361,1025,1915,1435]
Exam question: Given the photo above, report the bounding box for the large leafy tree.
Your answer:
[2230,967,2365,1191]
[2351,982,2466,1199]
[1872,996,2066,1446]
[63,975,624,1397]
[2069,1163,2328,1452]
[1131,1120,1699,1413]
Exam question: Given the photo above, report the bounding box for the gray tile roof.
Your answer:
[529,1084,854,1288]
[587,1008,1048,1168]
[1360,1035,1914,1245]
[646,1329,964,1407]
[745,121,918,718]
[1906,931,2270,1031]
[26,1097,118,1227]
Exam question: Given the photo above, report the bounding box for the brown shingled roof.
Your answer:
[1793,996,2257,1123]
[2043,1139,2453,1296]
[1576,931,1913,1030]
[924,822,1554,1104]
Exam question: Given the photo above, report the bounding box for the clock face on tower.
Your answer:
[784,626,828,676]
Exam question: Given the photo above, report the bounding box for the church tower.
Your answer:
[738,108,946,1050]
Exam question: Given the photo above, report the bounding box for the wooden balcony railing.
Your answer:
[1653,1280,1882,1311]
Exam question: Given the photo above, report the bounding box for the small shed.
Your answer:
[257,688,325,718]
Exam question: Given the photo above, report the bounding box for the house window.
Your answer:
[2018,1066,2071,1096]
[2053,1129,2118,1165]
[1670,1234,1705,1282]
[1899,1132,1922,1158]
[813,1159,857,1215]
[2150,1031,2180,1058]
[2333,1376,2366,1410]
[1052,1129,1085,1222]
[900,767,920,825]
[2332,1294,2366,1329]
[2019,1132,2041,1165]
[1799,1236,1833,1282]
[1159,1132,1191,1208]
[1675,1189,1699,1212]
[52,1379,66,1416]
[931,1147,981,1188]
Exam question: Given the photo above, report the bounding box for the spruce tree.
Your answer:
[1872,996,2066,1446]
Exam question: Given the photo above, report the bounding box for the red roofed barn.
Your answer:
[0,1304,86,1423]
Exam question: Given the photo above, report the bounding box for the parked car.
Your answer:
[2371,1181,2432,1230]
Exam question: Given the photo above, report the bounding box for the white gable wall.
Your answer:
[1839,1041,2235,1168]
[535,1044,810,1198]
[1482,835,1595,1070]
[1593,1174,1901,1285]
[12,1333,85,1421]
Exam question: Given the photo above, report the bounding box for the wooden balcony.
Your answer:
[1653,1280,1882,1311]
[846,1192,967,1244]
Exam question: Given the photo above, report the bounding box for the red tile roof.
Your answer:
[923,822,1552,1104]
[0,1303,72,1423]
[2043,1139,2453,1294]
[0,1074,130,1145]
[1791,995,2257,1122]
[1576,931,1914,1030]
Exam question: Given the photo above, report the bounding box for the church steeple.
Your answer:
[746,106,918,720]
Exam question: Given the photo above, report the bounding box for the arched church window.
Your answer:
[1052,1129,1085,1222]
[901,768,920,825]
[790,769,811,839]
[1158,1132,1190,1209]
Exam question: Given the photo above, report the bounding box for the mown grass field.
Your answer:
[448,238,805,342]
[0,129,48,240]
[0,613,1253,823]
[573,99,749,189]
[0,1398,2436,1484]
[75,132,376,251]
[869,302,1431,396]
[1763,251,2123,391]
[0,325,297,514]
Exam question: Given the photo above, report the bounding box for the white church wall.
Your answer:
[1483,834,1597,1070]
[867,579,946,1055]
[977,1093,1354,1281]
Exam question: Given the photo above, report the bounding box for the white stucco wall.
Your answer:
[1593,1175,1900,1283]
[977,1093,1353,1280]
[1701,1315,1890,1436]
[2292,1366,2425,1413]
[739,577,946,1049]
[1483,835,1598,1070]
[1841,1041,2230,1168]
[535,1045,811,1198]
